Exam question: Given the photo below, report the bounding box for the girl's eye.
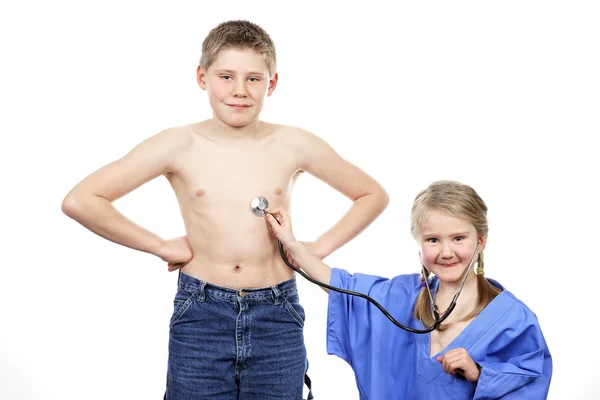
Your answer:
[248,77,260,82]
[455,236,465,241]
[427,238,438,243]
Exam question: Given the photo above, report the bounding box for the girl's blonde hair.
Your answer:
[411,181,501,331]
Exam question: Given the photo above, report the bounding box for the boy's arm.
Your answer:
[61,128,192,258]
[295,129,389,258]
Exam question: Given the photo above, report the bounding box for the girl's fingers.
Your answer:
[267,207,286,220]
[265,214,278,229]
[447,359,462,374]
[266,207,280,216]
[267,212,284,226]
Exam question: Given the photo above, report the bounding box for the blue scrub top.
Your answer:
[327,268,552,400]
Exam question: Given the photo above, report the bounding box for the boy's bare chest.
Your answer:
[174,144,301,208]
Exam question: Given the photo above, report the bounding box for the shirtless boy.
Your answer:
[61,20,388,399]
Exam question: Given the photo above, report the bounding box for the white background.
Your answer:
[1,1,598,399]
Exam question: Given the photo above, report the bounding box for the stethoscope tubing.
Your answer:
[268,210,480,334]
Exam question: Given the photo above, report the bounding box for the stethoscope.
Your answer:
[251,196,480,334]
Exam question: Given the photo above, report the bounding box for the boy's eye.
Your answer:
[248,77,260,82]
[454,236,465,241]
[221,75,232,80]
[427,238,438,243]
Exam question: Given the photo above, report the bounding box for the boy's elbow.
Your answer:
[374,185,390,211]
[358,184,389,213]
[61,193,82,219]
[61,191,95,219]
[380,188,390,208]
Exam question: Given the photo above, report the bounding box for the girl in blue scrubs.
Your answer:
[266,180,552,399]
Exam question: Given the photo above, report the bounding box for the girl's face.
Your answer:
[418,210,486,284]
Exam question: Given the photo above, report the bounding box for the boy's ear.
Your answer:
[267,73,279,96]
[197,65,207,90]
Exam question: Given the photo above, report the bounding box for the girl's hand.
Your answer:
[436,348,481,382]
[264,208,298,248]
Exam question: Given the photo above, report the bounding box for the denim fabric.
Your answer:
[166,271,308,400]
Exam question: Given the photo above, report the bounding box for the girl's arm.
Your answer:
[265,208,333,291]
[473,307,552,399]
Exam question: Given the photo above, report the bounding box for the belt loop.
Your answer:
[197,281,207,302]
[271,284,281,305]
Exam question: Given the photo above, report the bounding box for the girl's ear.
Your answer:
[478,235,488,252]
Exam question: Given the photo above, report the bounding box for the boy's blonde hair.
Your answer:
[200,20,277,77]
[410,180,502,331]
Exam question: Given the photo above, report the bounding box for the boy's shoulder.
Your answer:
[269,123,319,140]
[258,123,329,152]
[159,121,332,159]
[128,124,194,157]
[154,123,196,144]
[270,123,334,153]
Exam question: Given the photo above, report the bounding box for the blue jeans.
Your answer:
[166,271,311,400]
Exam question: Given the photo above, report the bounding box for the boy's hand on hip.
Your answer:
[159,236,194,272]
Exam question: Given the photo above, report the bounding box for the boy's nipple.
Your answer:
[275,188,283,196]
[195,189,206,197]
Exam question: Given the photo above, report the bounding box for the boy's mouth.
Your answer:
[227,104,251,110]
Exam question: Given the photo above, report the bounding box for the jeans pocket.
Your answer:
[281,296,305,327]
[169,288,195,327]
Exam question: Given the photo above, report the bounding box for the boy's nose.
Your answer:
[233,82,247,97]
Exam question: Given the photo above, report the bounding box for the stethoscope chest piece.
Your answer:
[250,196,270,216]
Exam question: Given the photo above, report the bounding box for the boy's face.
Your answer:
[418,211,486,284]
[197,48,277,128]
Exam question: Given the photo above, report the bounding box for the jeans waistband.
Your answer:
[177,271,298,304]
